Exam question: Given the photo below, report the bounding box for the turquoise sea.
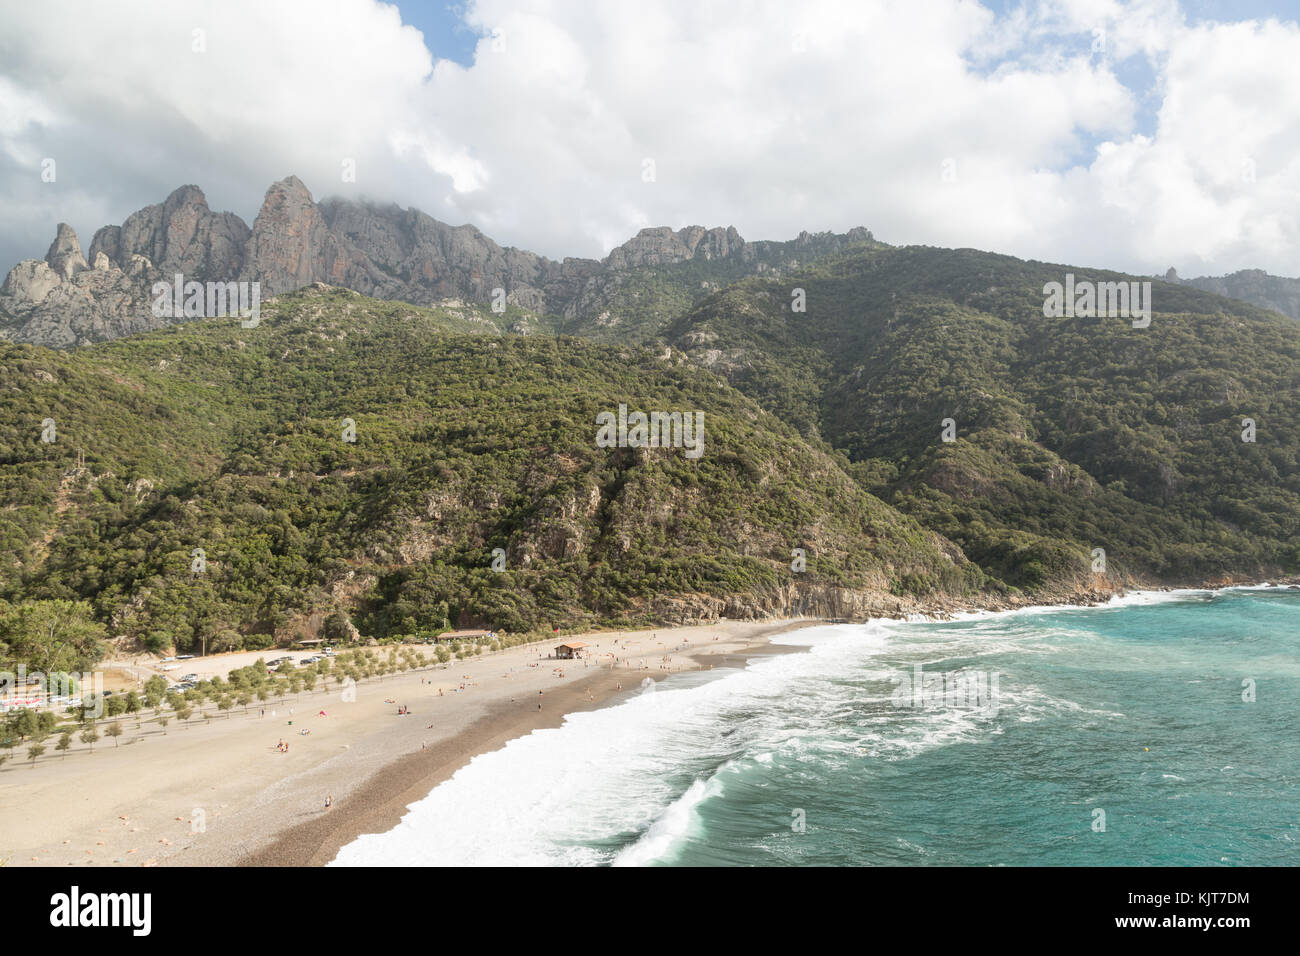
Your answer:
[332,588,1300,866]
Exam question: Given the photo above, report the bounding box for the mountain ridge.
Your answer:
[0,176,874,347]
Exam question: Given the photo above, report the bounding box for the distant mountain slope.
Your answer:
[1166,267,1300,322]
[0,175,872,347]
[661,245,1300,589]
[0,286,985,655]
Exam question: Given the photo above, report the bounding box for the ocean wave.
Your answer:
[612,776,714,866]
[332,592,1291,866]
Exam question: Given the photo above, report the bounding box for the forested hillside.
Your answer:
[1,286,982,666]
[4,236,1298,669]
[663,246,1300,590]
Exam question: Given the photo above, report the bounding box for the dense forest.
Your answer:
[663,246,1300,590]
[3,238,1297,670]
[1,286,981,668]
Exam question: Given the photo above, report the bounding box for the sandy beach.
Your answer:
[0,618,816,867]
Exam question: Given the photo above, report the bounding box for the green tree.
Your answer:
[321,610,353,643]
[0,599,107,674]
[143,675,168,706]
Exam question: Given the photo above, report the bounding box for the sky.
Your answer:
[0,0,1297,278]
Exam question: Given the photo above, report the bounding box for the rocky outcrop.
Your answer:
[314,193,562,310]
[604,225,745,269]
[0,224,166,347]
[89,184,249,281]
[642,578,1129,626]
[0,175,876,347]
[46,223,89,279]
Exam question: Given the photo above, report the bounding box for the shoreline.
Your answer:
[3,580,1294,868]
[0,618,817,868]
[240,619,817,866]
[242,580,1300,866]
[241,579,1300,866]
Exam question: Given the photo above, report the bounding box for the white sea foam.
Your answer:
[612,776,713,866]
[331,598,1173,866]
[331,623,886,866]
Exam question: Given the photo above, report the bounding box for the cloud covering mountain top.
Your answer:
[0,0,1297,278]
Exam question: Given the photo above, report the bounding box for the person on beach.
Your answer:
[325,794,332,809]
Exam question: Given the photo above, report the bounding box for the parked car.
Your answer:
[176,654,195,660]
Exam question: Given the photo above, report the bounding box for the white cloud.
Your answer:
[0,0,1296,279]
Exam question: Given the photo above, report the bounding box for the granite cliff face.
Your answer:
[0,176,875,347]
[88,184,250,282]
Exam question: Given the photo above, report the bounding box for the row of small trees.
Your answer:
[3,630,570,771]
[1,713,117,769]
[2,643,446,769]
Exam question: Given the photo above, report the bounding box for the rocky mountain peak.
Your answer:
[46,223,88,279]
[605,225,745,270]
[87,180,250,282]
[241,174,338,295]
[2,175,886,346]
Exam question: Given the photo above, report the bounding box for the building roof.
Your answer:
[556,641,589,649]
